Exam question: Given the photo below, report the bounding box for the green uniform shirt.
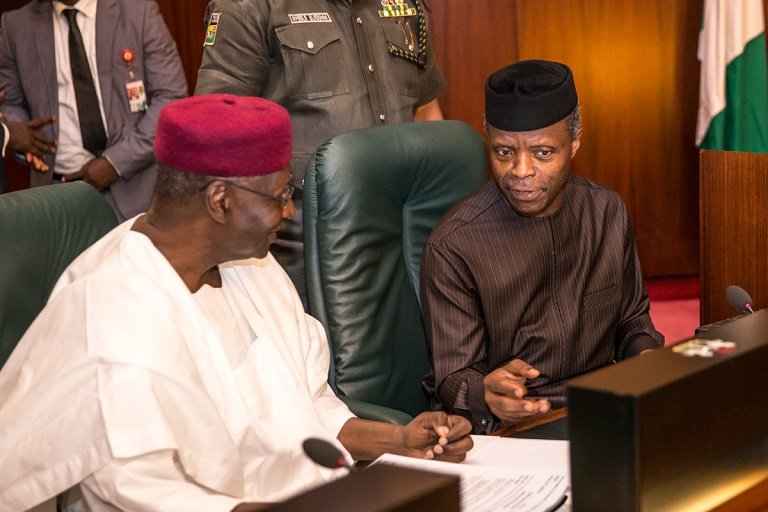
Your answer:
[196,0,448,186]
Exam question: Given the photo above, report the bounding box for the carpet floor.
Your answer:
[649,298,700,344]
[644,278,700,345]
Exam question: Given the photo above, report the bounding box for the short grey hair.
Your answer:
[153,163,211,206]
[482,104,582,140]
[564,104,583,140]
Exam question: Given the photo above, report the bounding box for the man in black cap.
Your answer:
[420,60,663,434]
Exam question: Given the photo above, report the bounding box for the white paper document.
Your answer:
[465,435,570,473]
[371,437,570,512]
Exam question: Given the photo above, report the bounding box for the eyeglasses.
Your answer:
[199,180,295,207]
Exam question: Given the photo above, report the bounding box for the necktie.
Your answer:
[63,8,107,156]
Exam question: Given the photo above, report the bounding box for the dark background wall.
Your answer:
[3,0,768,279]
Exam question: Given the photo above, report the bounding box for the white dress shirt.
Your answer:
[52,0,109,175]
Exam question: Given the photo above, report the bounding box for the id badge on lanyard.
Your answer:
[122,49,147,113]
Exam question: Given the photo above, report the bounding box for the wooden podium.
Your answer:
[699,150,768,325]
[263,465,460,512]
[568,310,768,511]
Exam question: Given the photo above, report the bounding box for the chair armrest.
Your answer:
[338,395,413,425]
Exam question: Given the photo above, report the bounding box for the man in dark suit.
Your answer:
[0,0,187,219]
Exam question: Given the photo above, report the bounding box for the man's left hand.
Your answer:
[63,157,118,190]
[6,117,57,159]
[401,411,473,462]
[0,89,57,172]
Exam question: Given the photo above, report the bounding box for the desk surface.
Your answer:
[492,407,569,440]
[504,416,568,440]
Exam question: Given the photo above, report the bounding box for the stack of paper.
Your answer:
[372,436,570,512]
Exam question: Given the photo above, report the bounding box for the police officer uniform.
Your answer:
[195,0,447,305]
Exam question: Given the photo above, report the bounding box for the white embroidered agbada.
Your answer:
[0,219,354,511]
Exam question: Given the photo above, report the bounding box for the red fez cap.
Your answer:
[154,94,292,177]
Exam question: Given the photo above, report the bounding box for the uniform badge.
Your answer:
[379,0,417,17]
[383,0,426,69]
[204,12,221,46]
[288,12,332,23]
[126,80,147,113]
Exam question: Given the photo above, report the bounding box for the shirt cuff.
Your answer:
[104,153,122,177]
[467,378,495,434]
[625,335,663,357]
[439,370,495,434]
[1,123,9,157]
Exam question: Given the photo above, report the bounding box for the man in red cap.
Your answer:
[0,94,472,511]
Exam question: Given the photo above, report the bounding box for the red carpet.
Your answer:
[645,277,700,302]
[645,278,700,345]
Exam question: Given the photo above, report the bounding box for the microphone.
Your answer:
[726,285,755,315]
[302,437,355,472]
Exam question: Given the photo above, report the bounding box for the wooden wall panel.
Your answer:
[517,0,701,278]
[428,0,519,131]
[156,0,209,94]
[699,150,768,325]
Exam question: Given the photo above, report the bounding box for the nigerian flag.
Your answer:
[696,0,768,153]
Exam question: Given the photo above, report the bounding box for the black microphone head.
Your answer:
[302,437,351,471]
[726,285,755,314]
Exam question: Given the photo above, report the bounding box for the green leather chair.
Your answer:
[0,182,118,367]
[303,120,488,424]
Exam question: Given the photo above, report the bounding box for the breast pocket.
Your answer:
[275,24,349,100]
[379,18,420,99]
[581,283,623,346]
[583,284,620,314]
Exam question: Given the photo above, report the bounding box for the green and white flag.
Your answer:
[696,0,768,153]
